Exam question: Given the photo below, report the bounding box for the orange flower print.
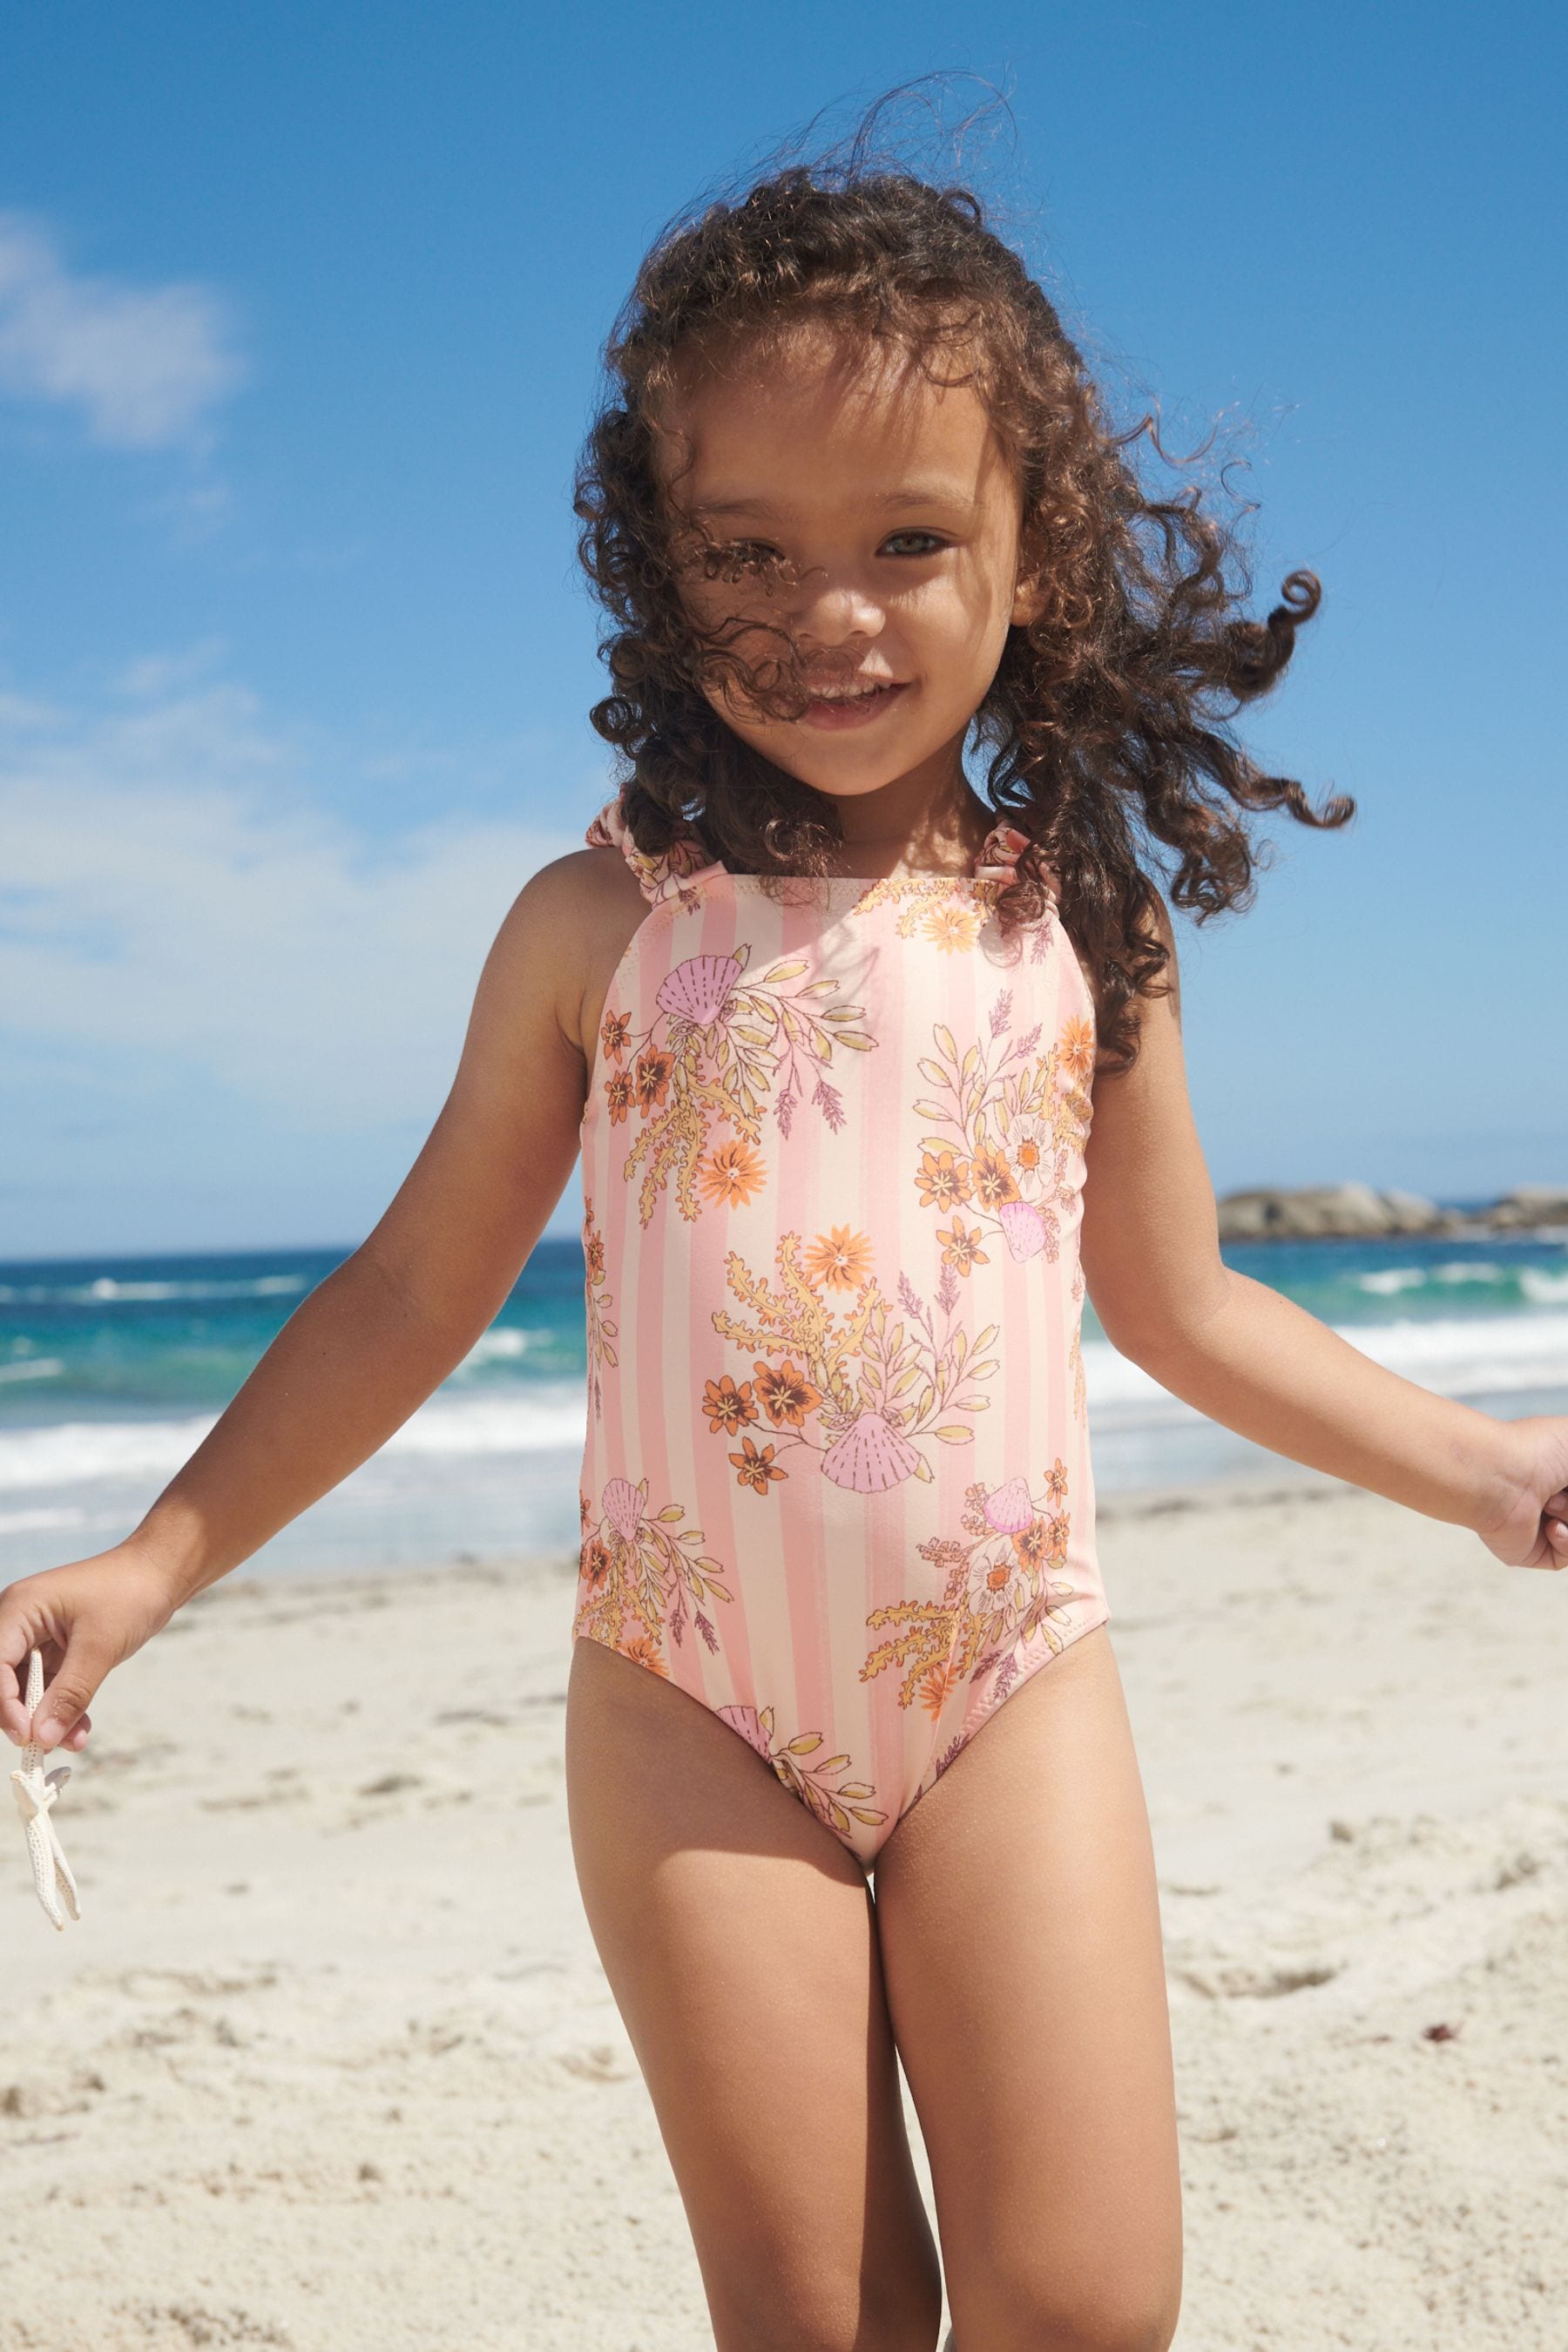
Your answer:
[700,1139,767,1207]
[703,1374,759,1435]
[581,1537,612,1592]
[969,1147,1019,1210]
[729,1433,788,1494]
[635,1049,673,1113]
[620,1632,670,1678]
[853,870,990,955]
[1044,1456,1069,1504]
[1012,1518,1048,1571]
[916,1147,972,1210]
[1060,1016,1096,1088]
[600,1007,631,1062]
[937,1220,990,1276]
[585,1231,605,1283]
[804,1226,874,1292]
[752,1357,822,1429]
[605,1070,634,1125]
[922,899,983,953]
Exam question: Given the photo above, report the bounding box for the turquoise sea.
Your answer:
[2,1227,1565,1579]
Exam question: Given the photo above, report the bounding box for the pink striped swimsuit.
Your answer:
[574,791,1108,1866]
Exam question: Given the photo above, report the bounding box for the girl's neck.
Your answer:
[821,743,994,881]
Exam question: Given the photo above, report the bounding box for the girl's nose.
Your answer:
[791,566,885,645]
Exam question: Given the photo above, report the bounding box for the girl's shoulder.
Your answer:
[491,832,644,978]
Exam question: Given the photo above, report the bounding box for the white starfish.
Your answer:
[10,1648,81,1931]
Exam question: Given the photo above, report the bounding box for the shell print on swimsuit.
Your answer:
[575,790,1108,1866]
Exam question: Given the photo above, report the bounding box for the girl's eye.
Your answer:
[700,539,786,584]
[700,532,946,574]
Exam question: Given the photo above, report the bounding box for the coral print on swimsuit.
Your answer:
[574,1473,734,1666]
[703,1239,998,1495]
[597,936,877,1228]
[862,1460,1079,1720]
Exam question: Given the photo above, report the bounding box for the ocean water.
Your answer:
[2,1228,1565,1580]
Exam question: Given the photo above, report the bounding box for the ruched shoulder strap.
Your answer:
[585,793,719,908]
[972,814,1061,902]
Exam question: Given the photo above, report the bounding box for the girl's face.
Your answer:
[660,327,1035,808]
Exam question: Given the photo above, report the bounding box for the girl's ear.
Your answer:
[1010,567,1047,628]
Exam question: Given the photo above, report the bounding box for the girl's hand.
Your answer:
[1477,1416,1568,1571]
[0,1547,182,1754]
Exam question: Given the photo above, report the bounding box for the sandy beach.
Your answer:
[3,1478,1567,2351]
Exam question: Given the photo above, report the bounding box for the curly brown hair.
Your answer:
[574,159,1351,1071]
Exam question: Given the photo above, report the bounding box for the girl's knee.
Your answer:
[706,2248,943,2352]
[949,2263,1181,2352]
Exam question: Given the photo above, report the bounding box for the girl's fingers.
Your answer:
[0,1632,25,1739]
[0,1623,47,1745]
[0,1677,89,1748]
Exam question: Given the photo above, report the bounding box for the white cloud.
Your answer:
[0,213,244,449]
[0,672,586,1132]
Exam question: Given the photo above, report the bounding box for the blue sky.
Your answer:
[3,3,1564,1257]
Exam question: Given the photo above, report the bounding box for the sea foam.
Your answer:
[3,1315,1564,1500]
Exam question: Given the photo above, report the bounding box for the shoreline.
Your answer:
[4,1193,1568,1270]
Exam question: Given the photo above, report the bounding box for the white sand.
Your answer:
[3,1481,1566,2350]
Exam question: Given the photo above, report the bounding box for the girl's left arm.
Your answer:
[1078,908,1568,1571]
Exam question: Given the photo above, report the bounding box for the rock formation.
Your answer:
[1214,1184,1568,1241]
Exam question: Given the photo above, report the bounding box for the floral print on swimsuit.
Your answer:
[701,1234,998,1495]
[861,1458,1087,1799]
[913,1006,1094,1274]
[573,791,1108,1868]
[598,940,876,1227]
[574,1471,733,1667]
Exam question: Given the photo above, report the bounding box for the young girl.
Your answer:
[5,162,1566,2352]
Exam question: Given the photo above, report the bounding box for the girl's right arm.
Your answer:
[0,852,601,1754]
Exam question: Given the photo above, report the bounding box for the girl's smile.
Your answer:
[796,675,913,730]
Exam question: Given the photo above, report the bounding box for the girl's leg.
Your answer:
[873,1626,1182,2352]
[565,1637,943,2352]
